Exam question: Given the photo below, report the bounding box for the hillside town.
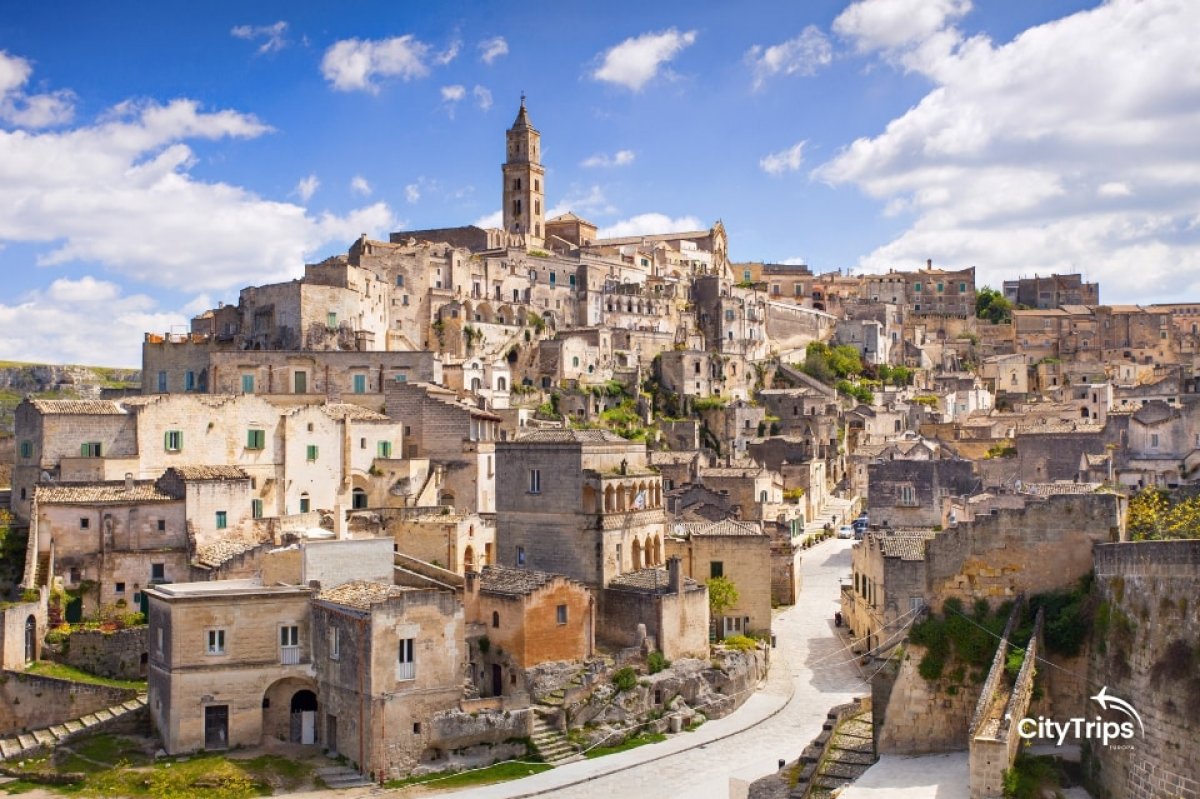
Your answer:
[1,99,1198,799]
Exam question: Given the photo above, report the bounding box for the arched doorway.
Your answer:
[24,615,36,663]
[352,488,368,509]
[464,545,476,573]
[290,690,318,745]
[631,538,643,570]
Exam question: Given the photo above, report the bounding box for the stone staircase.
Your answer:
[315,763,374,789]
[530,709,580,765]
[0,694,147,762]
[806,709,876,798]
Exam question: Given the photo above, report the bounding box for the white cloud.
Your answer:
[597,212,703,239]
[405,183,420,203]
[746,27,832,90]
[816,0,1200,302]
[320,35,433,93]
[231,21,289,55]
[593,29,697,91]
[435,39,461,66]
[834,0,971,56]
[295,174,319,201]
[0,50,74,127]
[0,278,186,367]
[546,185,618,220]
[473,85,493,111]
[478,36,509,65]
[581,149,635,168]
[0,60,395,296]
[760,141,807,175]
[474,209,502,228]
[441,84,466,103]
[350,175,372,196]
[779,257,808,266]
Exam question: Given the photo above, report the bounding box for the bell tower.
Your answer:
[502,94,545,245]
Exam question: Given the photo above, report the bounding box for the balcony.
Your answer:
[279,645,301,666]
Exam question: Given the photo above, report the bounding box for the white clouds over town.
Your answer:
[592,28,697,91]
[230,21,289,55]
[0,50,75,127]
[478,36,508,64]
[597,212,702,239]
[760,141,806,175]
[817,0,1200,299]
[746,27,832,90]
[582,150,635,169]
[320,35,437,92]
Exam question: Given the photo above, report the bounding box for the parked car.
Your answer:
[837,525,855,539]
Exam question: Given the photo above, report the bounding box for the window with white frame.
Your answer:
[529,469,541,494]
[397,638,415,680]
[207,629,226,655]
[329,627,340,660]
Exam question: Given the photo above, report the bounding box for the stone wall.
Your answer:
[1085,540,1200,799]
[61,628,148,680]
[0,670,137,735]
[0,596,47,670]
[875,644,985,754]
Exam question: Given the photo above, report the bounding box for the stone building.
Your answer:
[309,581,465,780]
[863,262,976,318]
[464,566,594,696]
[495,429,666,586]
[1002,273,1099,309]
[599,558,709,660]
[866,457,980,528]
[387,510,496,574]
[667,519,772,639]
[147,579,317,753]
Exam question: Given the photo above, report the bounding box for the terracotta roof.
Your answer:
[27,399,125,415]
[168,465,250,481]
[322,403,390,422]
[876,531,938,561]
[317,580,410,609]
[607,567,701,593]
[515,428,629,444]
[677,519,764,538]
[477,565,567,596]
[193,538,261,569]
[35,481,176,505]
[1020,482,1102,496]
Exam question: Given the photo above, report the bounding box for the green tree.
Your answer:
[707,575,740,618]
[975,286,1013,324]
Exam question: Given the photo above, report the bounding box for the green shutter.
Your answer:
[82,443,89,457]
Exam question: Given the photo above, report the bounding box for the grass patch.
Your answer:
[234,755,314,792]
[584,731,667,759]
[384,761,552,790]
[58,734,152,774]
[82,755,270,799]
[25,660,146,691]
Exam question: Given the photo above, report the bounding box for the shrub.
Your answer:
[647,650,670,674]
[612,667,638,692]
[722,634,757,652]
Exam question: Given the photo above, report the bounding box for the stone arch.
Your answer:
[604,485,615,512]
[631,538,643,571]
[24,614,37,663]
[263,676,319,745]
[478,302,495,323]
[463,301,475,322]
[617,484,627,512]
[352,487,368,510]
[440,490,455,507]
[464,545,476,573]
[582,485,598,514]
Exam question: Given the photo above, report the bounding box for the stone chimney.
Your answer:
[666,556,683,594]
[926,258,932,270]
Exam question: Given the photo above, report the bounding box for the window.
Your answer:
[492,611,500,628]
[306,445,319,462]
[115,582,125,594]
[327,312,338,328]
[184,371,196,391]
[215,511,227,530]
[246,428,265,450]
[156,628,164,652]
[251,499,263,519]
[395,274,404,287]
[914,282,922,292]
[572,356,579,368]
[157,519,166,532]
[157,371,167,392]
[516,546,526,566]
[353,374,366,394]
[163,430,184,452]
[294,371,307,393]
[936,282,944,293]
[377,441,392,458]
[279,625,300,664]
[241,374,255,393]
[1151,433,1159,448]
[959,282,967,292]
[207,629,226,655]
[151,563,165,581]
[19,441,31,458]
[900,486,916,505]
[569,274,576,287]
[556,604,568,625]
[710,561,724,579]
[329,628,340,660]
[80,517,90,529]
[80,442,102,457]
[299,493,310,513]
[529,469,541,493]
[397,638,415,680]
[402,295,409,306]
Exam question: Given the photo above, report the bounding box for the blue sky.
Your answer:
[1,0,1197,366]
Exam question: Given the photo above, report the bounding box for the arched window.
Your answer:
[299,492,310,513]
[352,488,368,510]
[498,377,508,390]
[492,611,500,628]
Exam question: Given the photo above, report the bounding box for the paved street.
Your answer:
[419,537,865,799]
